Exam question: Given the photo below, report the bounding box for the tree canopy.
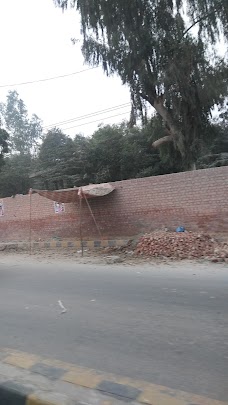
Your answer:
[0,91,42,196]
[33,128,80,189]
[0,116,227,197]
[0,154,32,198]
[0,127,9,170]
[0,90,42,154]
[55,0,228,169]
[33,118,226,192]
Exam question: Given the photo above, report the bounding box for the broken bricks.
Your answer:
[135,231,228,261]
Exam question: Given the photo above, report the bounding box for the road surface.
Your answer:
[0,253,228,401]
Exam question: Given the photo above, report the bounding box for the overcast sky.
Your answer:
[0,0,226,138]
[0,0,130,137]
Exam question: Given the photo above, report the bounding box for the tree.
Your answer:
[85,121,182,182]
[196,120,228,168]
[0,90,42,154]
[33,119,184,192]
[55,0,228,169]
[33,128,84,189]
[88,124,124,182]
[73,134,92,184]
[0,127,9,170]
[0,154,32,197]
[0,91,42,197]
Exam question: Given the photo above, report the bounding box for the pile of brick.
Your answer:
[135,231,228,262]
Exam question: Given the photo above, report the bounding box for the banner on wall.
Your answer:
[0,200,4,216]
[54,201,65,214]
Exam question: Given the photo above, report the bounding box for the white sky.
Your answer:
[0,0,226,138]
[0,0,130,137]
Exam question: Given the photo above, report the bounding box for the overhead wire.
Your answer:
[0,66,131,131]
[0,66,99,88]
[43,102,131,129]
[60,110,131,131]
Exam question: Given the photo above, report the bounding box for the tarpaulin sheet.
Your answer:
[32,183,114,203]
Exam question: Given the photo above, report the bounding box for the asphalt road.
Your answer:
[0,255,228,401]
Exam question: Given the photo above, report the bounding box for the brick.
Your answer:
[0,166,227,242]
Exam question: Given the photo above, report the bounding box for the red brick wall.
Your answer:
[0,166,227,242]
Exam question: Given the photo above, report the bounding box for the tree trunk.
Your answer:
[152,135,173,148]
[152,97,185,156]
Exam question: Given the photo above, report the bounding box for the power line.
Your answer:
[43,103,130,129]
[61,110,131,131]
[0,66,99,88]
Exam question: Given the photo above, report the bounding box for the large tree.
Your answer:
[0,90,42,154]
[0,91,42,196]
[33,128,84,189]
[55,0,228,169]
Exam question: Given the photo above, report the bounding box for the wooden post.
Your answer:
[29,188,32,255]
[84,193,102,237]
[79,193,83,257]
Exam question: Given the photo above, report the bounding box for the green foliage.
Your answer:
[32,128,94,190]
[73,134,92,184]
[88,124,123,182]
[34,120,190,191]
[196,121,228,168]
[0,91,43,197]
[0,127,9,170]
[0,116,227,197]
[0,90,42,154]
[56,0,228,41]
[0,154,32,197]
[55,0,228,169]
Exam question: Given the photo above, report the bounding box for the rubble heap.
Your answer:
[135,231,228,262]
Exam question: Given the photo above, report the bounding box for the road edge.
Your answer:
[0,348,227,405]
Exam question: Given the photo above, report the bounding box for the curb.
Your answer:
[0,239,130,251]
[0,348,226,405]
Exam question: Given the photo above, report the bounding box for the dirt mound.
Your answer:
[135,231,228,262]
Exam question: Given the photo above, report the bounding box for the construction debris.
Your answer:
[58,300,67,314]
[135,231,228,262]
[105,255,123,264]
